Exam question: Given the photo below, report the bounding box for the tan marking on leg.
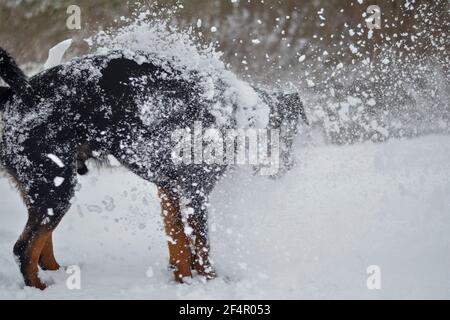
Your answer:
[20,231,51,290]
[39,232,60,271]
[158,187,192,282]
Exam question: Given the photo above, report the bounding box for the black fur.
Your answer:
[0,47,306,286]
[0,86,11,111]
[0,48,37,107]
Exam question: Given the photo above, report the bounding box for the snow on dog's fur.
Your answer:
[0,16,306,289]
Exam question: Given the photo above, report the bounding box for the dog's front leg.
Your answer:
[158,187,193,283]
[186,193,216,280]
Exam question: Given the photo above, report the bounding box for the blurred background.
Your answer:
[1,1,450,300]
[0,0,449,143]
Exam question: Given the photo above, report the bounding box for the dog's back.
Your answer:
[1,49,226,201]
[0,47,306,288]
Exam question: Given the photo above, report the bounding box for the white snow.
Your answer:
[349,44,359,54]
[367,98,376,106]
[87,14,271,131]
[1,135,449,299]
[47,154,65,168]
[43,39,72,70]
[54,177,65,187]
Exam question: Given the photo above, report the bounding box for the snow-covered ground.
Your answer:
[0,135,449,299]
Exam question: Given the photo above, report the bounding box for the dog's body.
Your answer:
[0,47,305,289]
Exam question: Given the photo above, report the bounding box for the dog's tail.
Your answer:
[0,47,36,107]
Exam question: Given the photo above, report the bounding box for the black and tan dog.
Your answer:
[0,47,305,289]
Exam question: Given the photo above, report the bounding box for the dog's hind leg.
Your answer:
[39,233,60,271]
[158,187,193,282]
[14,201,72,289]
[13,220,52,290]
[13,152,76,289]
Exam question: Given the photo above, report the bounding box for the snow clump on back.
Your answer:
[86,10,270,130]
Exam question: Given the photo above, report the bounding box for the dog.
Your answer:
[0,47,306,289]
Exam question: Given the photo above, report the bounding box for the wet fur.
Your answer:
[0,47,306,288]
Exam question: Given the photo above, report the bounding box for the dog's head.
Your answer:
[270,92,308,176]
[274,92,308,127]
[252,87,308,177]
